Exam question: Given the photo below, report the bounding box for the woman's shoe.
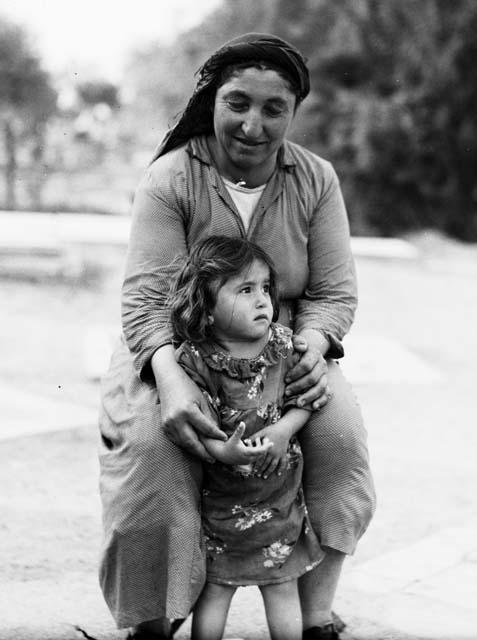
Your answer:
[127,617,185,640]
[127,632,170,640]
[303,622,339,639]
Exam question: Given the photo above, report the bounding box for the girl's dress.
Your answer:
[176,323,323,586]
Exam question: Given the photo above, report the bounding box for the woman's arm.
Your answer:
[152,345,227,462]
[295,160,357,352]
[121,155,228,459]
[121,159,189,382]
[286,161,357,408]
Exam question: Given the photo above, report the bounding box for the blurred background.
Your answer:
[1,0,476,235]
[1,1,477,639]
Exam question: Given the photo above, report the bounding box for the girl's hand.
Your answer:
[206,422,272,465]
[247,423,293,479]
[285,331,331,411]
[154,347,227,463]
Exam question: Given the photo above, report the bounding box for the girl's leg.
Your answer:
[191,583,236,640]
[259,580,302,640]
[298,361,376,632]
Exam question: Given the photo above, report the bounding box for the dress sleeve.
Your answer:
[294,162,357,359]
[121,161,189,381]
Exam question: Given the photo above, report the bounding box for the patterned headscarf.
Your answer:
[151,32,310,162]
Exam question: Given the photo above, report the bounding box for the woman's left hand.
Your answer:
[285,330,331,411]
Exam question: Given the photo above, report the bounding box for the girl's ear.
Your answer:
[207,314,215,325]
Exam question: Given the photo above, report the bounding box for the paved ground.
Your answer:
[1,229,476,639]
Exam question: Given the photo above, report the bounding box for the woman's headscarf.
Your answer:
[151,32,310,162]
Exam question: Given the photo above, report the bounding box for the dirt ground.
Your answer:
[1,230,476,639]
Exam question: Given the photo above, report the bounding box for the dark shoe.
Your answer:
[127,618,185,640]
[331,611,346,632]
[127,632,170,640]
[303,623,340,640]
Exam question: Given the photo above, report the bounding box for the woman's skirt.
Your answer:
[98,336,375,628]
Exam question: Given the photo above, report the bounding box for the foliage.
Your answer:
[126,0,477,240]
[0,18,57,209]
[76,81,120,109]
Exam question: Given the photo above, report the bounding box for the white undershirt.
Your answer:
[222,178,267,232]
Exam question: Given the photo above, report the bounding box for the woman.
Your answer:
[99,33,375,640]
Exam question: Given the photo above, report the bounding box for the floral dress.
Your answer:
[176,323,323,586]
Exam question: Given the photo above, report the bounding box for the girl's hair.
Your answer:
[169,236,280,343]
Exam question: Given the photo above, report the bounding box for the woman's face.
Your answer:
[212,67,296,185]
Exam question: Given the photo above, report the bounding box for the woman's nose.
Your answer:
[241,110,263,138]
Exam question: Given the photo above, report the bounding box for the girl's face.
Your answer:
[210,259,273,347]
[211,66,296,186]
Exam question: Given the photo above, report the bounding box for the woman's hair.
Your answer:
[217,59,300,103]
[151,33,310,162]
[169,235,280,344]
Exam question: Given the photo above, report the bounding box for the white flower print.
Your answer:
[263,540,293,567]
[205,535,227,556]
[190,344,200,357]
[247,366,267,400]
[231,504,274,530]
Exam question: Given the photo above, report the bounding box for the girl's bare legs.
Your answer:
[191,582,236,640]
[260,579,302,640]
[299,548,345,629]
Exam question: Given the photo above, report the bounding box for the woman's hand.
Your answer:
[285,330,331,411]
[152,346,227,462]
[204,422,272,466]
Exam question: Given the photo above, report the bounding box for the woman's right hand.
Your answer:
[152,346,227,462]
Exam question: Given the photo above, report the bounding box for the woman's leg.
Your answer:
[260,580,302,640]
[298,360,376,631]
[191,583,236,640]
[98,341,206,630]
[299,549,345,629]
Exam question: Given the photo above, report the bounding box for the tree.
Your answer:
[76,80,119,109]
[0,19,57,209]
[296,0,477,239]
[126,0,477,239]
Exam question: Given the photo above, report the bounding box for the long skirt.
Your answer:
[98,335,376,629]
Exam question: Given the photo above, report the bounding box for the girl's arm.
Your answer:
[200,422,272,466]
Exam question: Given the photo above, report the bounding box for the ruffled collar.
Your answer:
[192,323,293,379]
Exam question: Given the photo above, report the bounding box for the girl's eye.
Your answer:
[263,284,270,293]
[240,286,251,294]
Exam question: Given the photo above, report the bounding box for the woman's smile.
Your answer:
[210,67,296,186]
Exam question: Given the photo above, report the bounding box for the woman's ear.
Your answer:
[207,314,215,325]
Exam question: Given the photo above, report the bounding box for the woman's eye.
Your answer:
[264,105,285,117]
[226,100,248,112]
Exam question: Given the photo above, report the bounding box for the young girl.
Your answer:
[169,236,323,640]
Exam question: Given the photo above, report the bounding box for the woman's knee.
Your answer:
[301,361,367,453]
